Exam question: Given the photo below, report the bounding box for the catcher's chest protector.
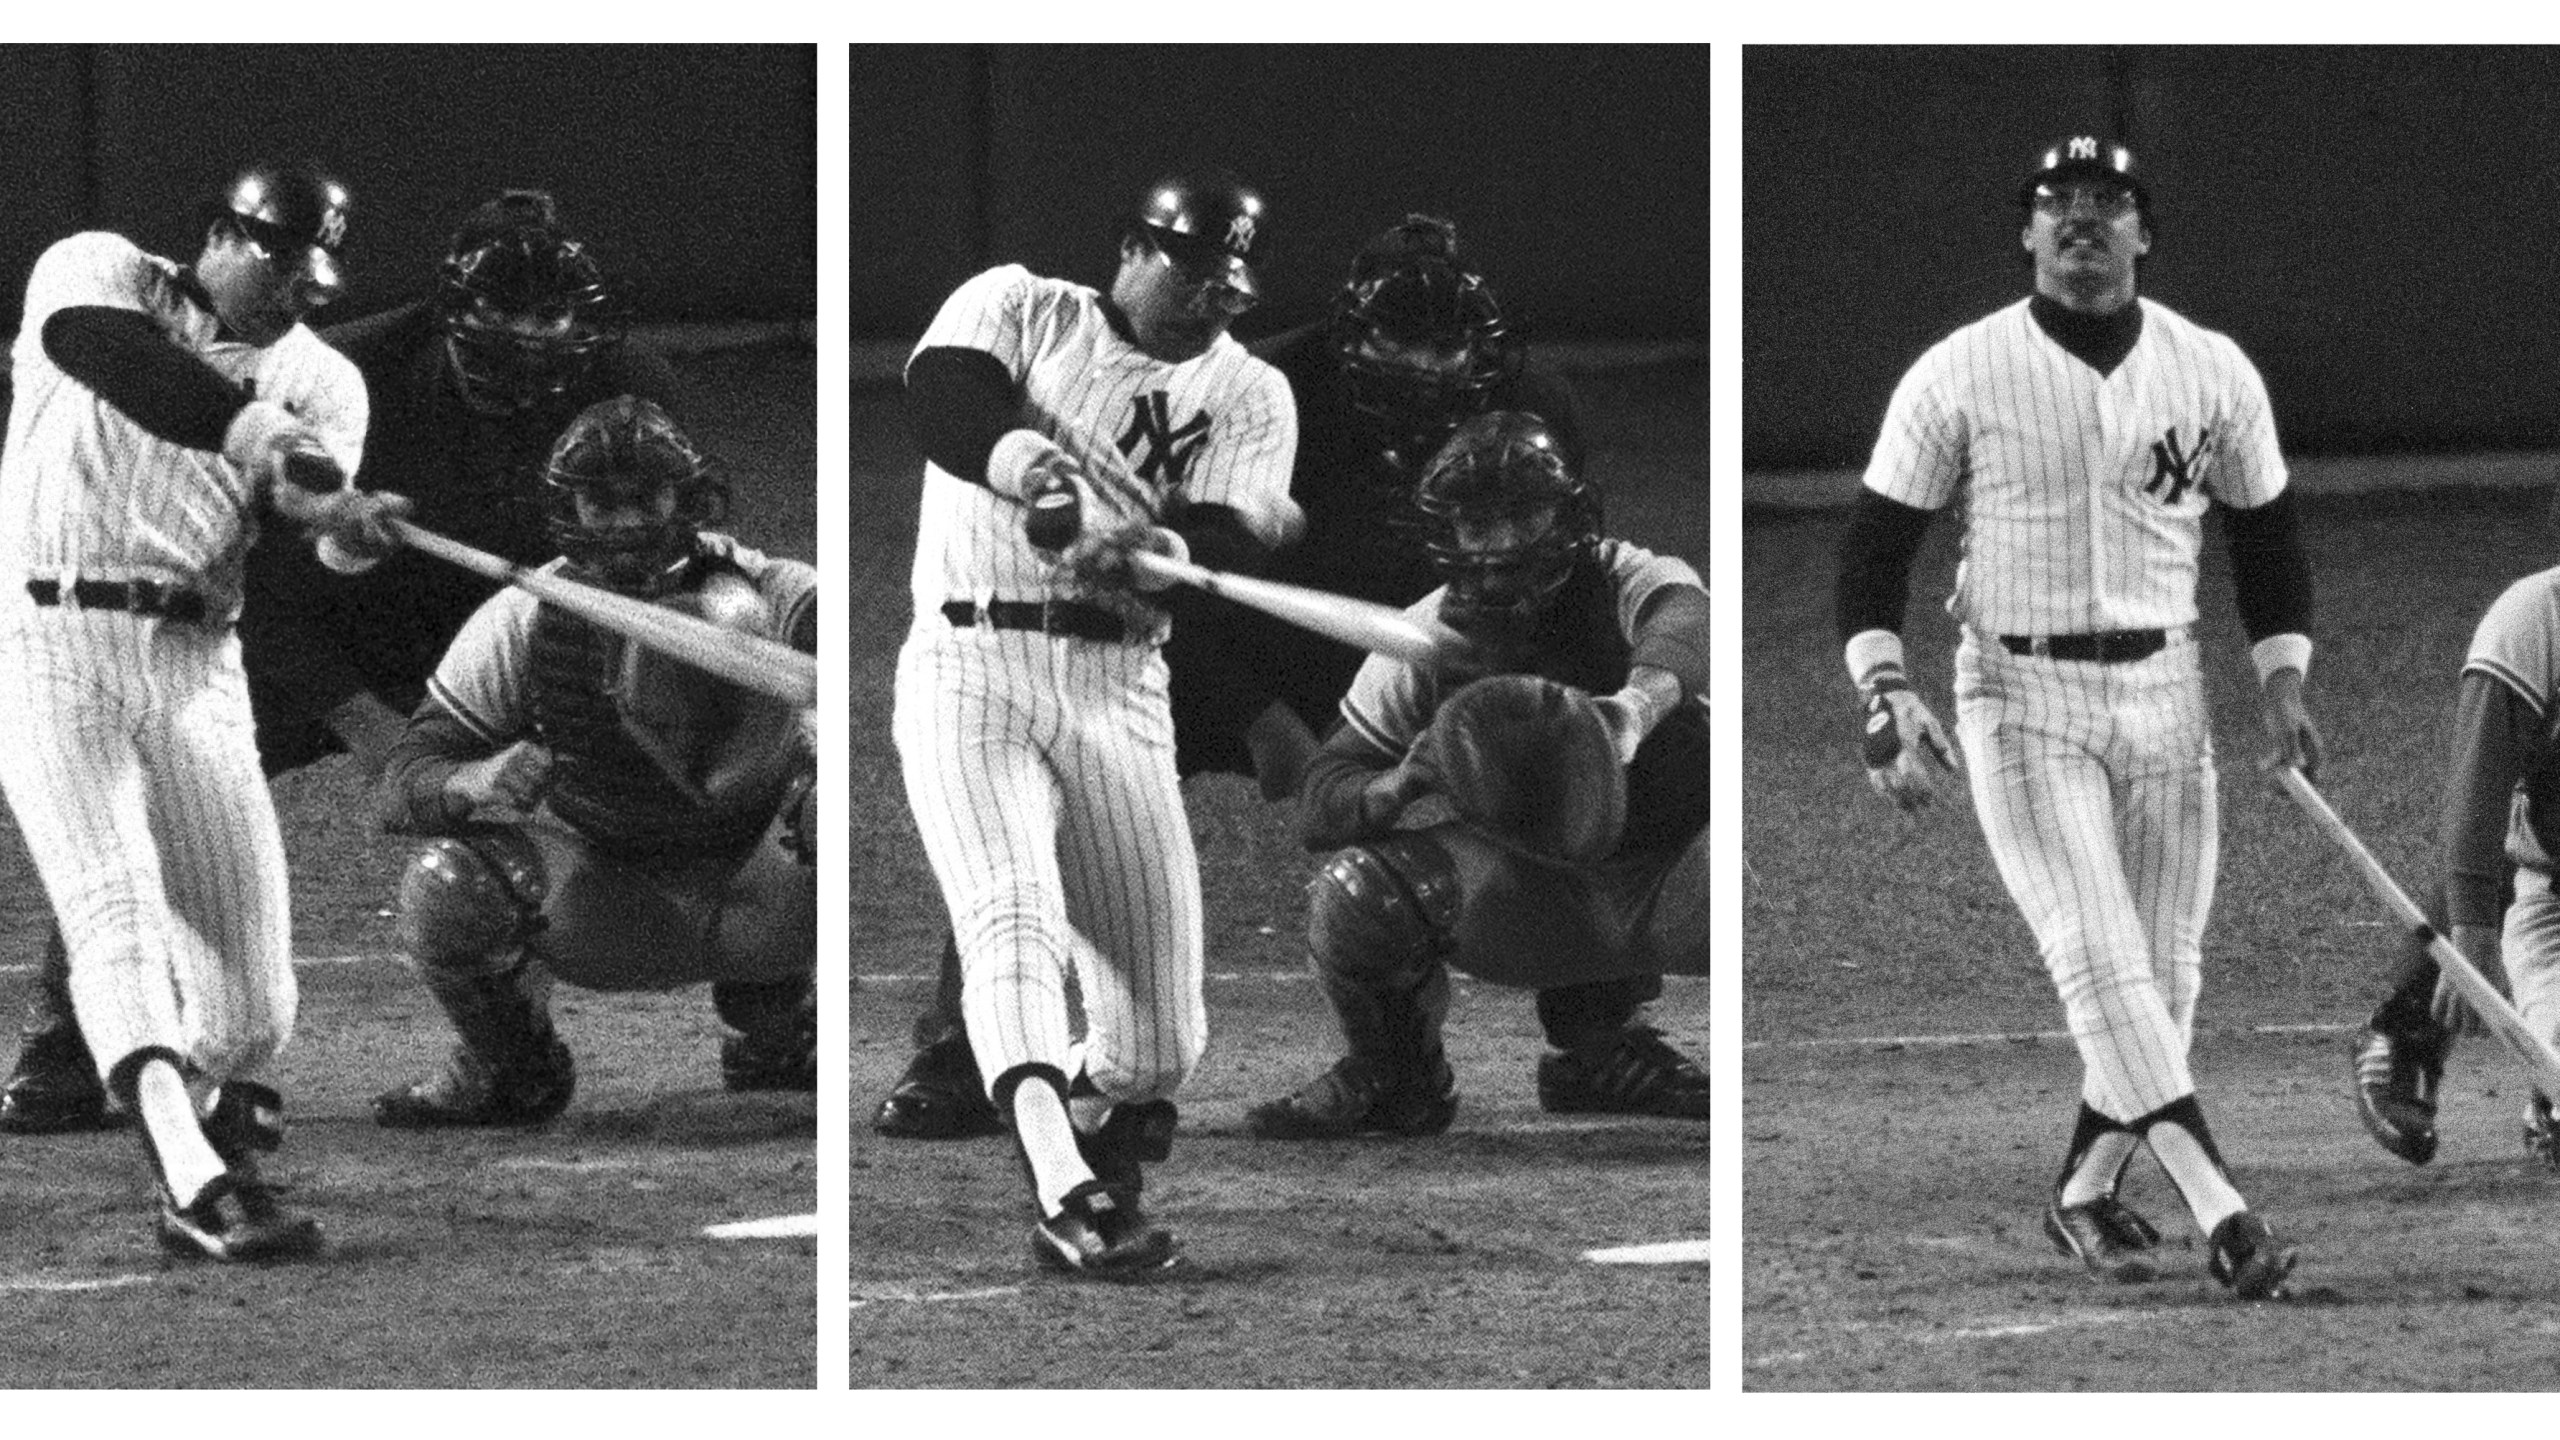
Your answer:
[526,563,770,860]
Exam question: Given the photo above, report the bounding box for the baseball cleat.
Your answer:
[2351,1025,2440,1166]
[1536,1026,1709,1120]
[2524,1092,2560,1171]
[871,1036,1003,1140]
[156,1170,324,1264]
[720,1030,816,1093]
[0,1019,121,1134]
[1244,1055,1458,1140]
[371,1037,574,1129]
[2206,1210,2297,1301]
[1030,1180,1179,1280]
[2042,1191,2162,1283]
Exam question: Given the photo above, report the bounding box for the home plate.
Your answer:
[1584,1240,1710,1265]
[704,1213,818,1240]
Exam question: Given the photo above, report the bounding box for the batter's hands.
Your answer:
[2257,668,2324,780]
[1861,679,1957,813]
[2431,922,2511,1039]
[446,739,555,815]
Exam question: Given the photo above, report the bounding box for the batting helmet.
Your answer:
[2020,134,2150,220]
[1330,214,1518,450]
[438,190,624,412]
[1130,170,1268,299]
[210,160,353,299]
[542,395,728,596]
[1416,410,1599,619]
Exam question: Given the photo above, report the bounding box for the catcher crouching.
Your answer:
[370,396,818,1125]
[1247,411,1707,1139]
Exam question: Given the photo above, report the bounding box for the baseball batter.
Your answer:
[0,161,407,1261]
[894,171,1299,1277]
[0,187,686,1134]
[1837,137,2318,1299]
[872,213,1598,1141]
[371,395,817,1125]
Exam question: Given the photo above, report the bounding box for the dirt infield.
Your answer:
[850,359,1708,1389]
[1744,490,2560,1391]
[0,344,816,1389]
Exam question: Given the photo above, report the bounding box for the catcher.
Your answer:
[369,395,817,1126]
[1246,411,1707,1138]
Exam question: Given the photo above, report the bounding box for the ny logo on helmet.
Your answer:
[317,210,348,249]
[2068,136,2099,160]
[1226,214,1256,251]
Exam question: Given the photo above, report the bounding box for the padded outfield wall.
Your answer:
[1746,46,2560,471]
[0,45,817,332]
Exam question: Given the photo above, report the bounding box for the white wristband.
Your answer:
[1844,629,1906,690]
[986,428,1059,501]
[2250,633,2313,685]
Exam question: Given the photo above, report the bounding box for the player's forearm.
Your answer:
[903,346,1020,487]
[41,306,250,450]
[1166,501,1271,576]
[375,705,496,836]
[2441,672,2538,929]
[1298,733,1406,850]
[2222,491,2313,644]
[1834,490,1935,643]
[1629,584,1708,701]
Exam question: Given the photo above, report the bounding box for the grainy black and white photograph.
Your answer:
[850,44,1706,1387]
[1745,44,2560,1389]
[0,44,817,1387]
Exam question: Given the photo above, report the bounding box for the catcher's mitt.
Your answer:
[1410,674,1627,864]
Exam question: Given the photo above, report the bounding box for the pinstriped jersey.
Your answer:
[2458,566,2560,873]
[0,231,367,619]
[1863,295,2285,636]
[906,264,1298,624]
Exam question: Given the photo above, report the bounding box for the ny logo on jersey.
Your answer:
[1226,214,1256,251]
[317,210,347,249]
[2068,136,2100,160]
[1118,391,1213,487]
[2146,425,2214,505]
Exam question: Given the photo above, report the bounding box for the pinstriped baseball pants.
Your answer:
[892,620,1206,1105]
[0,608,294,1092]
[1954,629,2215,1122]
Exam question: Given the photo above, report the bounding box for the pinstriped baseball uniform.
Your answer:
[1867,295,2285,1121]
[0,231,366,1098]
[894,263,1297,1102]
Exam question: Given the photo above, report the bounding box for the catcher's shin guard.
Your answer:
[713,975,816,1092]
[1306,834,1461,1074]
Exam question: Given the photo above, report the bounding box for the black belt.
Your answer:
[27,578,210,624]
[1998,628,2168,664]
[941,599,1132,643]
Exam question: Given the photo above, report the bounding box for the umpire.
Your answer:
[0,189,684,1133]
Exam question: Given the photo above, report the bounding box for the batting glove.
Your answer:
[1861,671,1957,813]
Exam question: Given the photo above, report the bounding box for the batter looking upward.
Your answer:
[0,159,407,1260]
[1835,136,2319,1300]
[893,170,1299,1278]
[0,188,685,1134]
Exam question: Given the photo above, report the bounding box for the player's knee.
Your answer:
[192,982,292,1082]
[1083,1028,1204,1103]
[1307,834,1461,989]
[397,831,548,976]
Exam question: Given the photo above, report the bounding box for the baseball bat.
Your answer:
[1125,549,1469,669]
[2276,765,2560,1098]
[388,519,817,709]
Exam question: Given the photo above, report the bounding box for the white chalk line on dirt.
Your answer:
[705,1213,817,1240]
[1746,1021,2346,1052]
[1586,1239,1709,1265]
[0,1273,154,1294]
[1746,1307,2155,1368]
[849,1284,1022,1311]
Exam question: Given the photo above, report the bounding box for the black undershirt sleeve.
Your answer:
[2220,490,2314,643]
[1834,490,1937,643]
[42,306,250,451]
[1167,502,1268,576]
[903,346,1020,487]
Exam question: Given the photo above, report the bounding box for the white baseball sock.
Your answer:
[2146,1120,2246,1237]
[134,1060,227,1207]
[1011,1081,1097,1217]
[2059,1129,2143,1207]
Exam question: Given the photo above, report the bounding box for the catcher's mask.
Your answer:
[542,395,728,596]
[1331,215,1517,459]
[1415,409,1598,621]
[438,190,623,413]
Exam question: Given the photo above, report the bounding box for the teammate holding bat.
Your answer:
[892,170,1300,1276]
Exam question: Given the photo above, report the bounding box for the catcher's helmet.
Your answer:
[1330,214,1518,450]
[211,161,353,298]
[2020,135,2149,219]
[1130,170,1268,299]
[438,190,623,412]
[543,395,728,596]
[1416,410,1600,617]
